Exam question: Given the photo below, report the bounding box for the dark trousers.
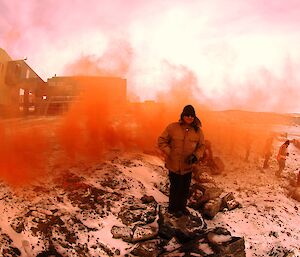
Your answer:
[168,171,192,212]
[277,159,286,174]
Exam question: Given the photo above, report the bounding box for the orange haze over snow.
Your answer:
[0,78,283,186]
[0,122,48,186]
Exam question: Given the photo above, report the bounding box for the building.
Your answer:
[42,76,127,114]
[0,48,46,116]
[0,48,14,115]
[1,48,127,116]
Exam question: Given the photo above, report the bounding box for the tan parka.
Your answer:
[158,121,205,175]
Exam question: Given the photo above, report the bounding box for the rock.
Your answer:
[36,247,63,257]
[96,242,115,256]
[158,205,207,243]
[206,227,232,245]
[153,181,169,196]
[31,211,47,219]
[2,247,22,257]
[267,246,293,257]
[0,232,21,257]
[221,192,240,210]
[141,195,156,204]
[118,201,157,226]
[212,227,231,235]
[197,242,215,255]
[200,183,223,203]
[11,247,21,256]
[36,207,53,216]
[207,231,232,244]
[162,235,215,256]
[169,227,245,257]
[111,225,133,242]
[130,239,163,257]
[212,236,246,256]
[163,237,181,252]
[202,198,222,219]
[10,217,25,233]
[188,186,204,209]
[284,250,300,257]
[193,169,214,183]
[118,208,145,225]
[269,231,279,238]
[132,224,159,242]
[189,183,223,209]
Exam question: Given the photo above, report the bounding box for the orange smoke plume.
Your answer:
[0,122,49,186]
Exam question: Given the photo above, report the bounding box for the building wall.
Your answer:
[0,48,13,107]
[47,76,127,103]
[40,76,127,115]
[0,48,46,116]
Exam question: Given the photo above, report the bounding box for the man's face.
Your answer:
[183,115,194,124]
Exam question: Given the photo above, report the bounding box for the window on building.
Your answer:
[15,63,21,77]
[26,68,30,78]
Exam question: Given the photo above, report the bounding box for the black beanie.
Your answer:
[181,105,196,117]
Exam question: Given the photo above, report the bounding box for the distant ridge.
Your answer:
[208,109,300,125]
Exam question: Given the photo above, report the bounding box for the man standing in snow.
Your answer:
[243,132,253,162]
[276,140,290,177]
[263,136,274,169]
[158,105,205,217]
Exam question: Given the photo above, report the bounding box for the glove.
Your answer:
[186,154,198,165]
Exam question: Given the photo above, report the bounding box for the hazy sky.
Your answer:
[1,0,300,113]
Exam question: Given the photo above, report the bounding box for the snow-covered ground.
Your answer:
[206,155,300,256]
[0,120,299,256]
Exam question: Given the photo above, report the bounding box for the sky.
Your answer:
[1,0,300,113]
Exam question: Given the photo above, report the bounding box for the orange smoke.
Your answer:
[64,38,133,78]
[57,81,171,161]
[0,122,49,186]
[57,83,118,160]
[57,61,282,164]
[1,50,293,187]
[0,85,284,187]
[152,62,282,160]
